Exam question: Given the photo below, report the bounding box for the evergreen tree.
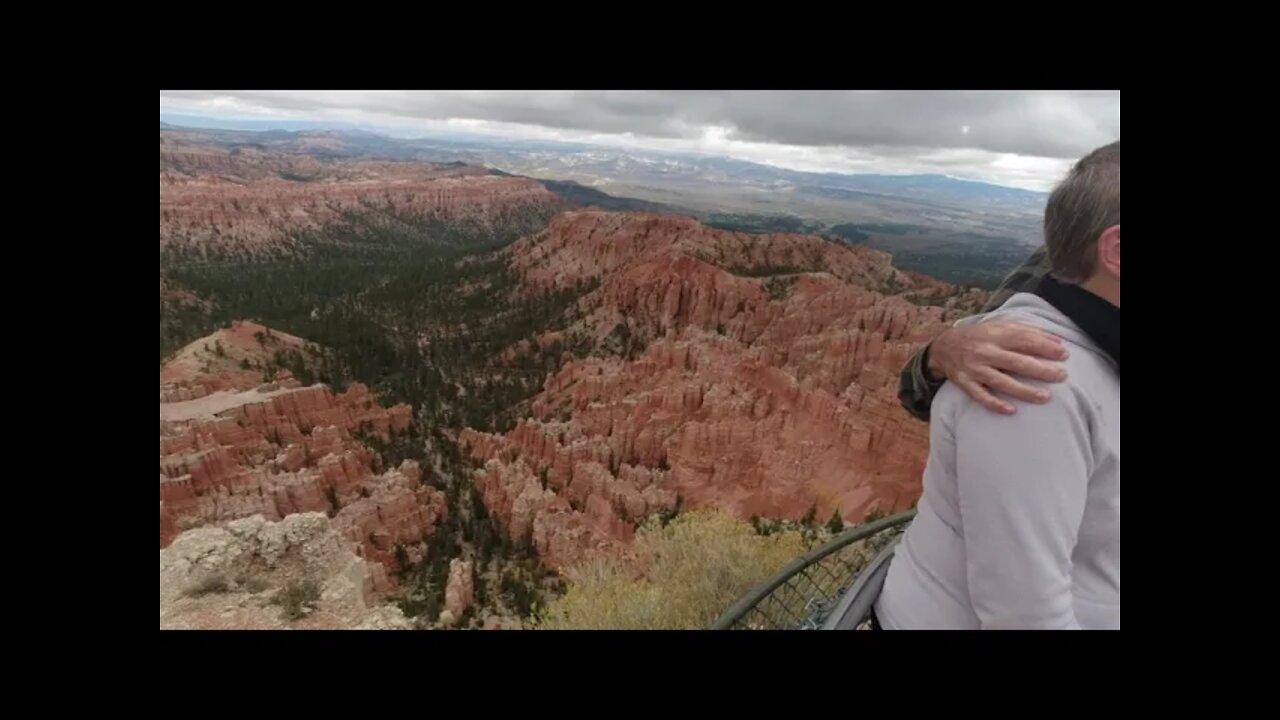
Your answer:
[826,510,844,534]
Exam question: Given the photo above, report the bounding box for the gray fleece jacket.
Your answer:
[875,292,1120,630]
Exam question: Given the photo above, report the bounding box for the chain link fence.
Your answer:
[710,510,915,630]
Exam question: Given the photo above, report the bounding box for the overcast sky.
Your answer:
[159,90,1119,191]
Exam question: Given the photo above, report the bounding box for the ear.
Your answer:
[1097,224,1120,278]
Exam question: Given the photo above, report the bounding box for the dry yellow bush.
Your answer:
[535,511,808,629]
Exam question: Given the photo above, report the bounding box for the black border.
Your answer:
[159,67,1127,656]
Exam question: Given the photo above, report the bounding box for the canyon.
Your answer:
[460,211,984,569]
[159,137,991,628]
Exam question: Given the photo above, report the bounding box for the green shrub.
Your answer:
[536,511,806,629]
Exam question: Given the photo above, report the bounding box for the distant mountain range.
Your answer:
[160,115,1043,237]
[408,144,1047,241]
[161,117,1043,286]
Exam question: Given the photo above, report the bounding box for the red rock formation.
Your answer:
[508,211,970,300]
[159,326,447,590]
[160,133,488,184]
[160,320,313,391]
[159,142,564,253]
[463,212,987,569]
[444,559,475,621]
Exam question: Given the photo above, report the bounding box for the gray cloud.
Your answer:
[160,90,1118,159]
[159,91,1119,190]
[693,91,1119,159]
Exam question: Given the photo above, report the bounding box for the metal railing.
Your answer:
[710,509,915,630]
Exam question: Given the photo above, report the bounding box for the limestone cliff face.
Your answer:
[159,512,412,630]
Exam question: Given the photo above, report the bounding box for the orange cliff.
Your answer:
[462,211,986,570]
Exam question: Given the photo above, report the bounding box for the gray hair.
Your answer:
[1044,141,1120,283]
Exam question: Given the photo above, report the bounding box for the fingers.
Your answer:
[994,324,1069,360]
[954,373,1015,415]
[987,348,1068,384]
[974,366,1052,405]
[943,322,1072,415]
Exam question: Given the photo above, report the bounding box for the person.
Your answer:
[875,141,1120,629]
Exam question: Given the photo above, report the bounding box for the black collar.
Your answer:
[1034,276,1120,373]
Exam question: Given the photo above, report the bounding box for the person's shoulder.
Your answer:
[941,362,1091,433]
[980,295,1114,374]
[973,293,1047,325]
